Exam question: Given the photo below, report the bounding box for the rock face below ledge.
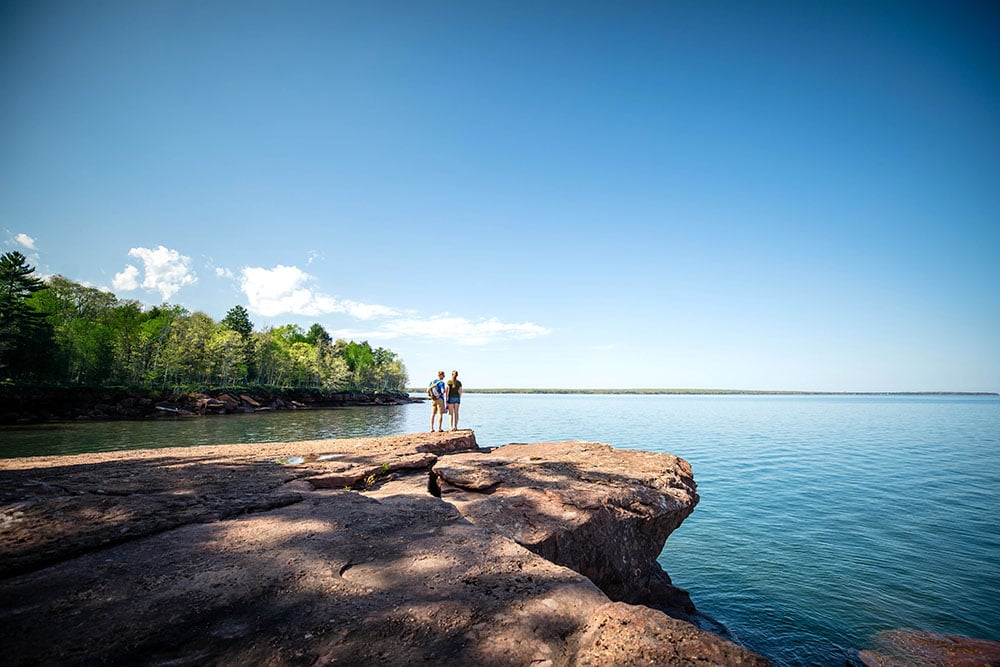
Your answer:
[0,432,768,666]
[433,441,700,617]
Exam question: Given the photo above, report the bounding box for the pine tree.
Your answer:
[0,251,51,379]
[222,305,255,383]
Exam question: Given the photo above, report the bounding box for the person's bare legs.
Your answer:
[449,402,460,430]
[431,400,444,431]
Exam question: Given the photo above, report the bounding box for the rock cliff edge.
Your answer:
[0,432,768,666]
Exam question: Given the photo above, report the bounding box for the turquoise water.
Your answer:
[2,394,998,665]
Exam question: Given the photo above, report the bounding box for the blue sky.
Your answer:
[2,0,998,391]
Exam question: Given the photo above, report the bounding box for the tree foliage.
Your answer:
[0,252,53,379]
[3,274,408,392]
[221,304,255,382]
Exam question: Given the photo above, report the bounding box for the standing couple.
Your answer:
[429,369,462,432]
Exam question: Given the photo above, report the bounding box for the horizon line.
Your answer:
[408,388,999,396]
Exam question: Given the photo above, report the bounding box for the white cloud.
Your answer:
[114,246,197,300]
[240,264,397,319]
[335,314,551,346]
[215,266,234,279]
[237,264,549,346]
[14,233,37,250]
[339,299,399,320]
[112,264,141,291]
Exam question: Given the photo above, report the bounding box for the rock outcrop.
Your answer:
[432,441,700,618]
[0,432,769,666]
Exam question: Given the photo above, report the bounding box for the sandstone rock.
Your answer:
[0,432,477,578]
[0,433,770,666]
[859,628,1000,666]
[239,393,260,407]
[574,602,770,666]
[217,392,240,412]
[432,440,699,617]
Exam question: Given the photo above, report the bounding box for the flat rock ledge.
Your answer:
[0,432,768,666]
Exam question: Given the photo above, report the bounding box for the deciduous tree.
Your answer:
[4,273,409,392]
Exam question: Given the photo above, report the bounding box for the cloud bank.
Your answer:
[113,246,197,300]
[238,264,549,345]
[240,265,397,319]
[330,315,551,346]
[367,315,550,345]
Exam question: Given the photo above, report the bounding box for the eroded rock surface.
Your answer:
[433,440,700,618]
[0,431,476,578]
[0,432,769,666]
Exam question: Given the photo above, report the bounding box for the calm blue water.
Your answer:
[2,394,998,665]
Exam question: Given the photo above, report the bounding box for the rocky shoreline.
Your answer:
[0,386,417,424]
[4,432,999,665]
[0,431,770,666]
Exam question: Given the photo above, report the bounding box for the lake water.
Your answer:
[2,393,998,665]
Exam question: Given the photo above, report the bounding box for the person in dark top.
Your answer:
[445,369,463,431]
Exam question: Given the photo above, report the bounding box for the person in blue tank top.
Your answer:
[429,371,446,432]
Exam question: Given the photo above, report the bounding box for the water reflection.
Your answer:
[0,404,424,459]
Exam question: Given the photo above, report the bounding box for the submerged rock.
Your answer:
[0,432,768,666]
[859,629,1000,666]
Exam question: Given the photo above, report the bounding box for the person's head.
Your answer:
[451,370,459,379]
[437,371,445,379]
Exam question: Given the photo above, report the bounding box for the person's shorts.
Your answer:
[432,398,446,412]
[447,397,461,405]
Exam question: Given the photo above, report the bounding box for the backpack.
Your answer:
[427,382,438,399]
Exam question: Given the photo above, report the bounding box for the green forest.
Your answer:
[0,251,408,393]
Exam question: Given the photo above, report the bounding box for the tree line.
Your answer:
[0,251,408,392]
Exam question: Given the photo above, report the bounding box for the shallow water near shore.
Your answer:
[2,393,998,665]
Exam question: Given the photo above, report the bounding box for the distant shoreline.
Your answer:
[412,388,998,396]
